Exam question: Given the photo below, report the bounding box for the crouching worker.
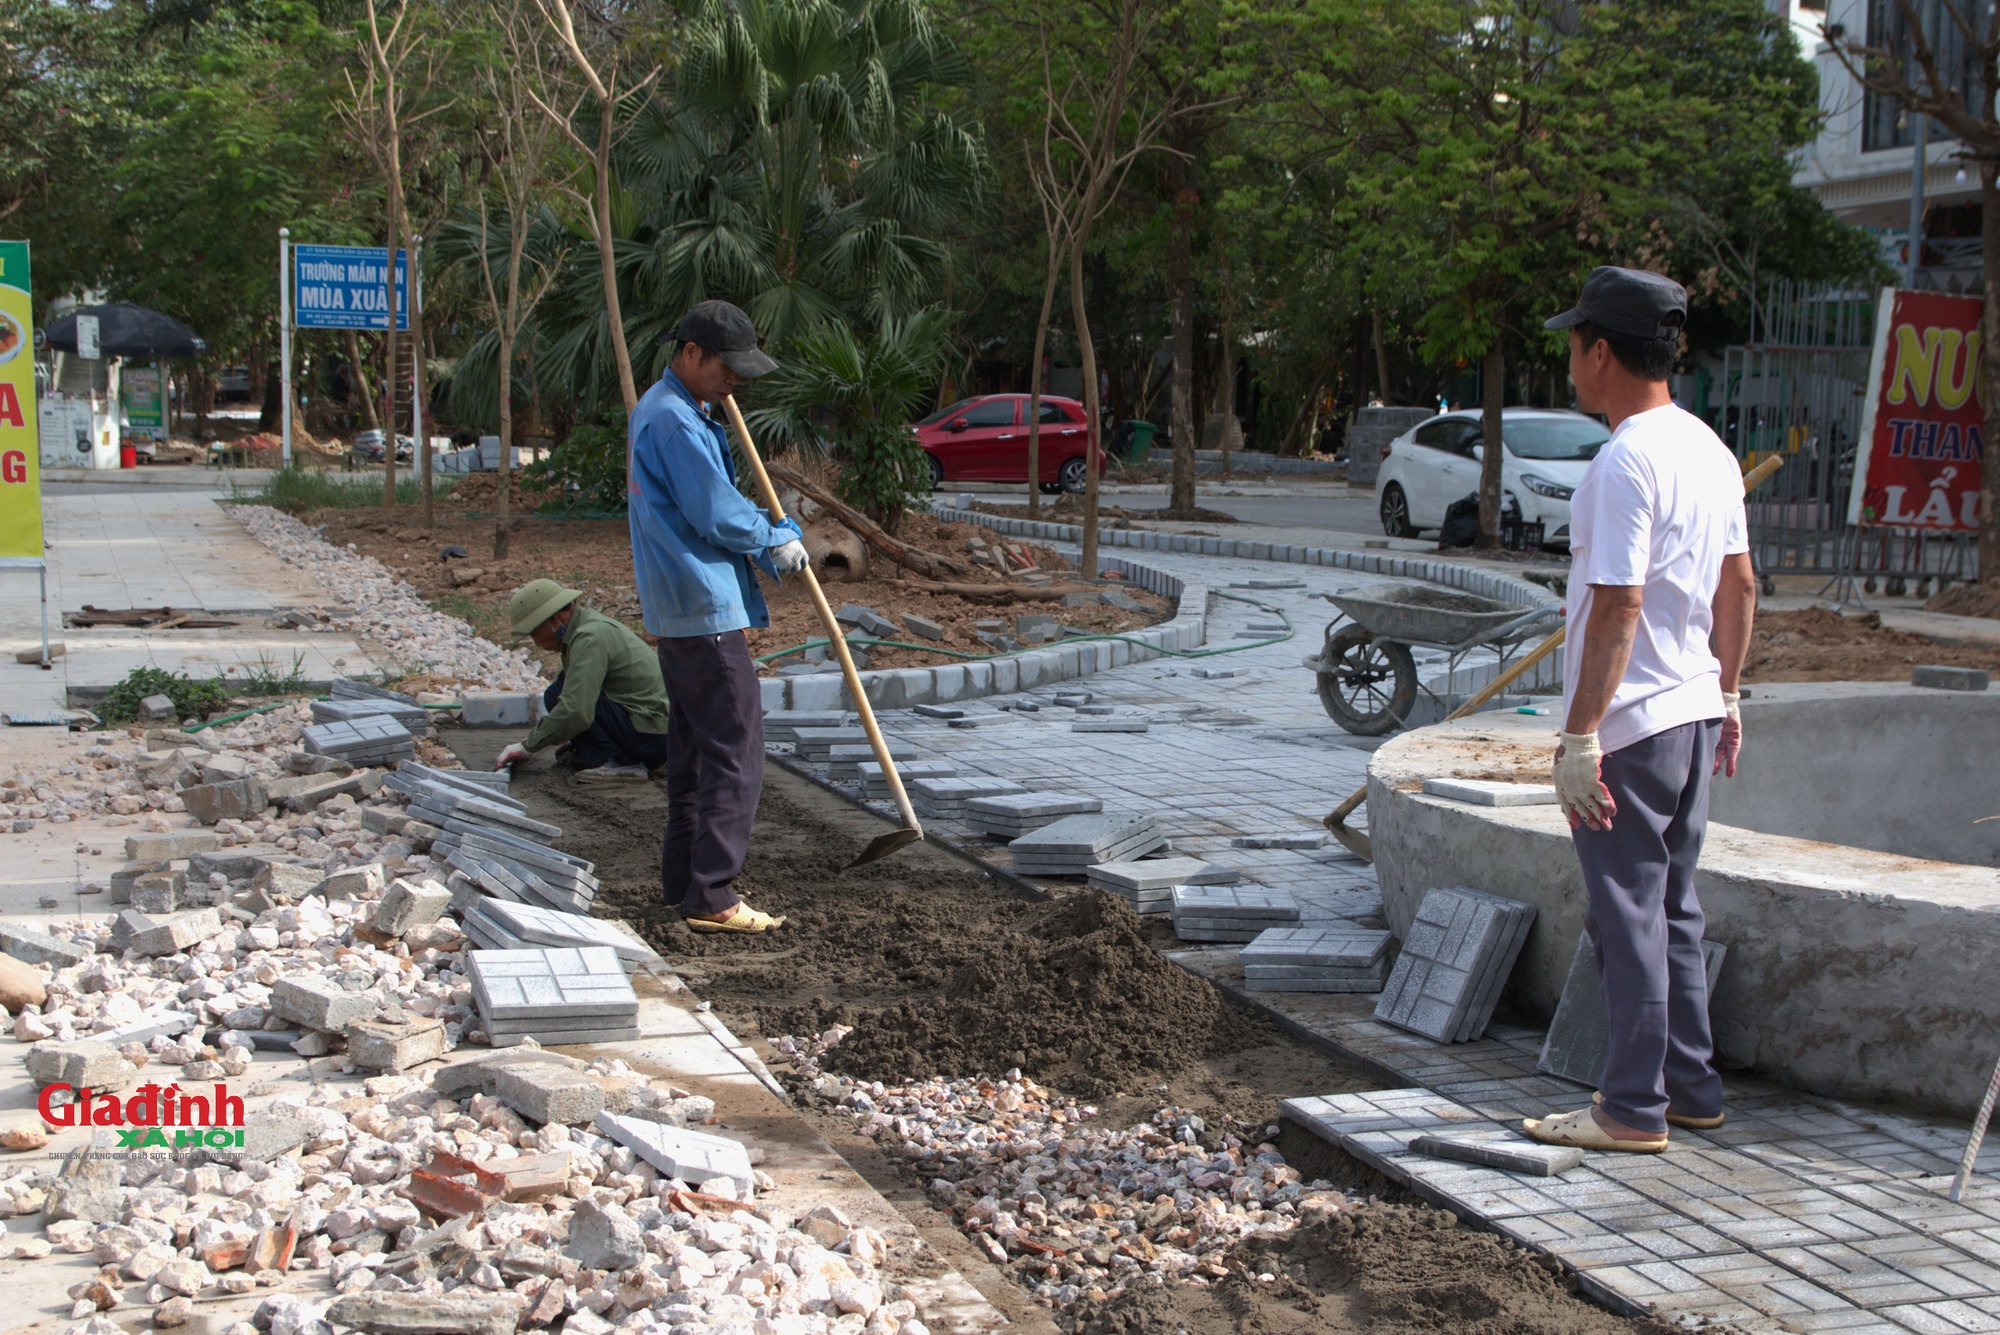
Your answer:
[496,579,671,780]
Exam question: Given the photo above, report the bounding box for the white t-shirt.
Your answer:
[1563,404,1748,753]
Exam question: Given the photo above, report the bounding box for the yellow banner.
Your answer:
[0,241,40,558]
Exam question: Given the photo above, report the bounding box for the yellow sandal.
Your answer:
[686,903,785,934]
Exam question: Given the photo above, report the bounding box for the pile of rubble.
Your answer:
[225,504,544,694]
[772,1030,1351,1312]
[10,1046,936,1335]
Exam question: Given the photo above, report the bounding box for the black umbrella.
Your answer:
[37,302,206,358]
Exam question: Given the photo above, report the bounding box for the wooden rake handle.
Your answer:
[719,396,923,837]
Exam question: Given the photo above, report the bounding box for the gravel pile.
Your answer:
[10,1047,928,1335]
[772,1029,1352,1312]
[225,504,544,694]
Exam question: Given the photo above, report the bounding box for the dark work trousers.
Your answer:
[542,675,668,772]
[654,631,764,919]
[1572,718,1726,1135]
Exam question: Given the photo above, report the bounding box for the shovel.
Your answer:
[1323,454,1786,862]
[720,395,924,869]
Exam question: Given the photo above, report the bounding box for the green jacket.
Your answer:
[523,605,670,752]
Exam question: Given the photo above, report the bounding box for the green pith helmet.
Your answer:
[506,579,582,635]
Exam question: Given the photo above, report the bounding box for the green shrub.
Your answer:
[523,417,629,515]
[97,667,233,724]
[239,468,455,516]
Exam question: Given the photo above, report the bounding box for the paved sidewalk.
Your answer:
[0,490,386,716]
[778,538,2000,1334]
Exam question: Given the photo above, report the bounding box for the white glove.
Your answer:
[1552,731,1617,830]
[496,743,529,772]
[768,539,810,574]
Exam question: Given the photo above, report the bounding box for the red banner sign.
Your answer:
[1850,287,1985,531]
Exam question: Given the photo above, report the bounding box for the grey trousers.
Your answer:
[1572,718,1725,1134]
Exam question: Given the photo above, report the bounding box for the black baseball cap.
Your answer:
[1544,266,1687,340]
[675,299,777,377]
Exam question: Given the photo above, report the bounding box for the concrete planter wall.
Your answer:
[1368,699,2000,1118]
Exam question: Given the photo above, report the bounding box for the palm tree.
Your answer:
[533,0,989,411]
[747,306,952,532]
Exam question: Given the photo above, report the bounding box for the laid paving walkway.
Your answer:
[0,489,386,716]
[778,535,2000,1335]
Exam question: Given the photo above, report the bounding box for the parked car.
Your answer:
[216,366,252,402]
[911,394,1105,493]
[1374,408,1609,548]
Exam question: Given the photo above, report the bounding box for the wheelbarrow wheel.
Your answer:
[1316,625,1417,735]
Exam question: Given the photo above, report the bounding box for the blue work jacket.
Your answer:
[627,369,797,638]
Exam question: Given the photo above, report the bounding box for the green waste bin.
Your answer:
[1118,419,1159,462]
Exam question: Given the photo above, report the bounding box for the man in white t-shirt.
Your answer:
[1522,267,1758,1155]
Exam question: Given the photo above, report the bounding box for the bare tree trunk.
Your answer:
[381,121,404,507]
[1982,162,2000,586]
[1372,308,1391,404]
[1477,344,1505,547]
[1212,283,1236,477]
[345,331,379,430]
[1025,230,1064,518]
[1168,174,1197,515]
[408,233,432,526]
[1071,211,1103,580]
[496,329,513,560]
[591,102,637,414]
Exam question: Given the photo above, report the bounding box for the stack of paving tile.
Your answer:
[791,727,870,763]
[1241,926,1393,992]
[437,832,598,913]
[965,792,1104,840]
[458,898,659,971]
[445,846,594,916]
[309,695,433,737]
[1373,886,1535,1043]
[824,741,918,779]
[468,946,639,1047]
[1086,856,1238,914]
[761,711,853,743]
[405,782,560,846]
[1536,934,1726,1085]
[301,715,416,766]
[859,759,955,799]
[331,678,418,706]
[1170,885,1302,942]
[399,760,510,795]
[1008,813,1165,878]
[910,776,1028,820]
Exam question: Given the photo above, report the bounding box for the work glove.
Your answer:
[1552,731,1617,831]
[1713,691,1742,778]
[754,518,807,577]
[496,743,529,772]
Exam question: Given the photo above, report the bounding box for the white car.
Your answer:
[1374,407,1609,548]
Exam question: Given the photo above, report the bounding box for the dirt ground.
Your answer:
[444,736,1690,1334]
[1066,1207,1686,1335]
[1930,581,2000,621]
[1744,607,2000,682]
[314,507,1169,676]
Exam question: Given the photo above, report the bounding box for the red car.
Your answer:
[912,394,1102,493]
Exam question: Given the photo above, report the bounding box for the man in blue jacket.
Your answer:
[629,300,809,934]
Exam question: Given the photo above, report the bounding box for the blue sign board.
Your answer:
[293,244,409,330]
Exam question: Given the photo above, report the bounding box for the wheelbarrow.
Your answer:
[1301,581,1562,735]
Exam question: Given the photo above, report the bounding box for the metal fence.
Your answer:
[1717,281,1979,591]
